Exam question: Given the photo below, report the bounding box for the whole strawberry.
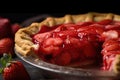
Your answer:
[0,38,14,57]
[0,54,31,80]
[0,18,11,39]
[11,23,21,38]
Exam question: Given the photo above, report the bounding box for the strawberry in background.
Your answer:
[0,38,14,57]
[0,17,30,80]
[0,18,11,39]
[11,23,21,38]
[0,17,21,57]
[0,53,31,80]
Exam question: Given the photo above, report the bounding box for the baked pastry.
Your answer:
[15,12,120,74]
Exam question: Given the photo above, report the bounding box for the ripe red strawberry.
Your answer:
[0,54,31,80]
[0,18,11,39]
[0,38,14,57]
[11,23,21,38]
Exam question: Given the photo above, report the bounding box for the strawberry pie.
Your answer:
[15,12,120,74]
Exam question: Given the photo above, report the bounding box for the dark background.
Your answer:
[0,0,120,24]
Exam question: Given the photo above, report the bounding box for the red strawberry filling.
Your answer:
[31,19,120,71]
[101,39,120,71]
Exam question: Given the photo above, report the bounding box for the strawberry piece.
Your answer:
[0,38,14,57]
[0,54,31,80]
[102,42,120,53]
[41,45,60,55]
[77,25,104,36]
[83,42,97,58]
[70,51,80,61]
[54,30,78,39]
[59,23,80,30]
[76,22,94,26]
[97,19,113,25]
[102,30,119,40]
[33,32,52,43]
[102,53,116,70]
[102,39,117,48]
[105,24,120,30]
[40,38,63,56]
[101,39,120,71]
[55,52,71,65]
[44,38,63,46]
[102,39,120,57]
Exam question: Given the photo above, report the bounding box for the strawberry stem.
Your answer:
[0,68,3,73]
[0,53,12,74]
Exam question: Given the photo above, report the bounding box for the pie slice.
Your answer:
[15,12,120,74]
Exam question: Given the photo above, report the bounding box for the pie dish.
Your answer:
[15,12,120,74]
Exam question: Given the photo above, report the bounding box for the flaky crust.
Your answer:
[113,55,120,74]
[15,12,120,73]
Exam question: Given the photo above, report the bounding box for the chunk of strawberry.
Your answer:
[102,39,120,56]
[102,42,120,53]
[44,38,63,46]
[70,51,81,61]
[55,52,71,65]
[60,23,80,30]
[41,38,63,56]
[97,19,113,25]
[33,32,52,43]
[83,42,97,58]
[102,53,116,70]
[53,30,78,39]
[102,30,119,40]
[102,39,119,49]
[105,24,120,30]
[76,22,94,26]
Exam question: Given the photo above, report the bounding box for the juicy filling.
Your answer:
[32,19,120,71]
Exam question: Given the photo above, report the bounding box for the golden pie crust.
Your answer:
[15,12,120,74]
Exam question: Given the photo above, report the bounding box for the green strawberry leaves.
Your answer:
[0,68,3,73]
[0,53,12,73]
